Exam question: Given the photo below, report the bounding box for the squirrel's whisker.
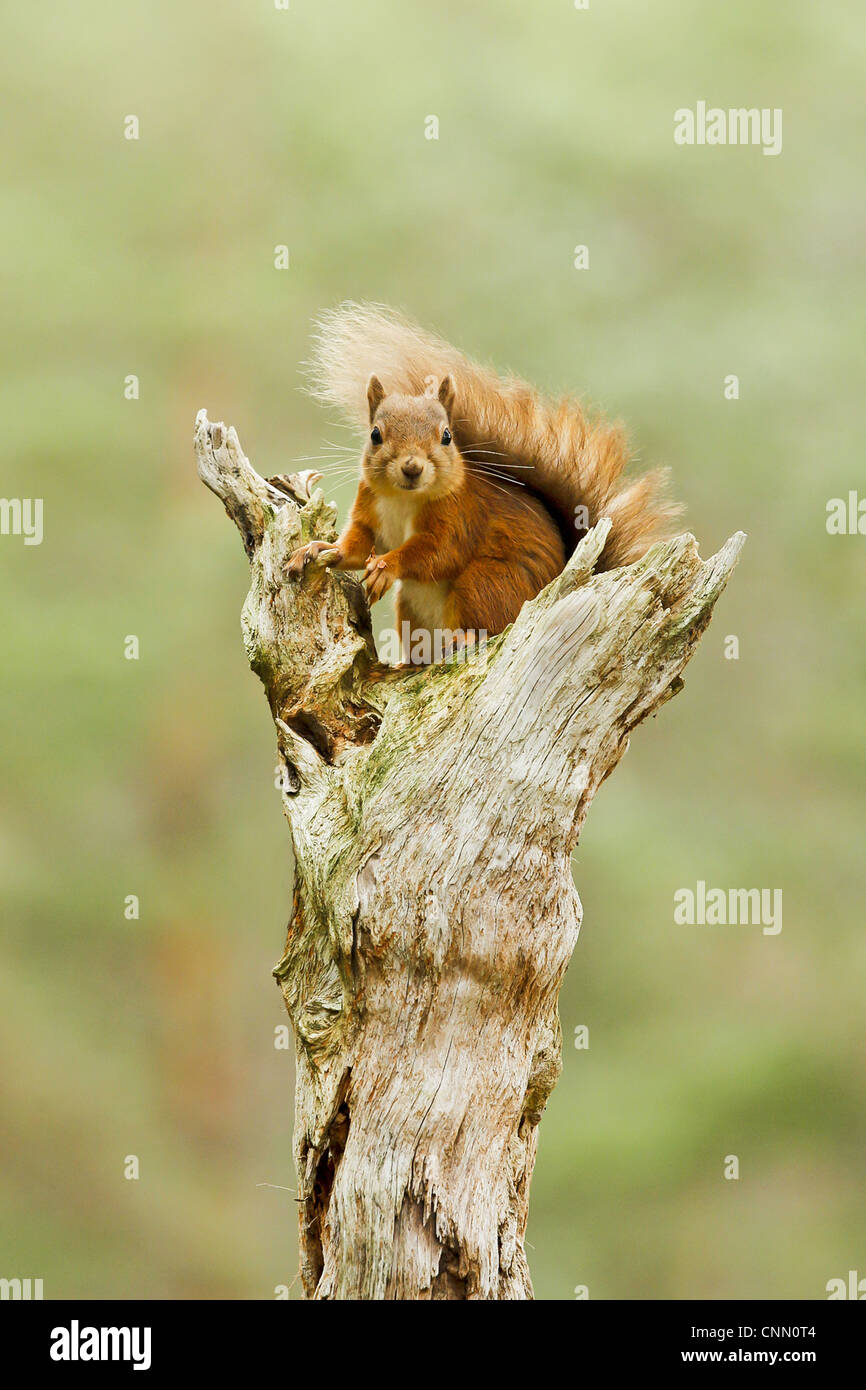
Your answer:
[464,470,528,490]
[465,473,548,522]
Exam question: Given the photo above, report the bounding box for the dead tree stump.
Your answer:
[195,408,744,1300]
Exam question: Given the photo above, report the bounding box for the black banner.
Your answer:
[3,1299,861,1374]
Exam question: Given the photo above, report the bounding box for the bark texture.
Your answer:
[195,408,744,1301]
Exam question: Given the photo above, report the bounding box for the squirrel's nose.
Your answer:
[401,457,422,478]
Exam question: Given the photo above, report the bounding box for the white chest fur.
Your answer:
[371,493,421,552]
[398,578,450,632]
[371,494,451,636]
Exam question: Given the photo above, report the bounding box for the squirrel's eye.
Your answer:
[441,428,452,446]
[370,426,382,445]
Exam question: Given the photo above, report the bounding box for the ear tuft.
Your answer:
[367,375,385,423]
[438,374,455,418]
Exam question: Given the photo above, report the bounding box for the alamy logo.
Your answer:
[377,622,489,668]
[674,102,782,156]
[674,881,782,935]
[826,1270,866,1299]
[50,1321,152,1371]
[0,1277,43,1299]
[826,491,866,535]
[0,497,43,545]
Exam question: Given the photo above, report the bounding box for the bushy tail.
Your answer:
[306,302,681,569]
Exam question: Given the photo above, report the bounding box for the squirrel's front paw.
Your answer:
[286,541,341,576]
[363,553,395,603]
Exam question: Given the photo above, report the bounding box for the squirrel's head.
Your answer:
[361,375,463,498]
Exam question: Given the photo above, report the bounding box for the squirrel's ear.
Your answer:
[438,374,455,418]
[367,375,385,423]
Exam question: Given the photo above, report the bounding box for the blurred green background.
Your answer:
[2,0,864,1300]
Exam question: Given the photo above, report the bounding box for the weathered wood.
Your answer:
[195,408,744,1300]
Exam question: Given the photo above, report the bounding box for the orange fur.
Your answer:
[289,304,683,663]
[305,302,682,569]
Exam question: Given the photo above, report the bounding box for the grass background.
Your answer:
[1,0,864,1298]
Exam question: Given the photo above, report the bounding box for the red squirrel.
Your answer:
[288,303,680,664]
